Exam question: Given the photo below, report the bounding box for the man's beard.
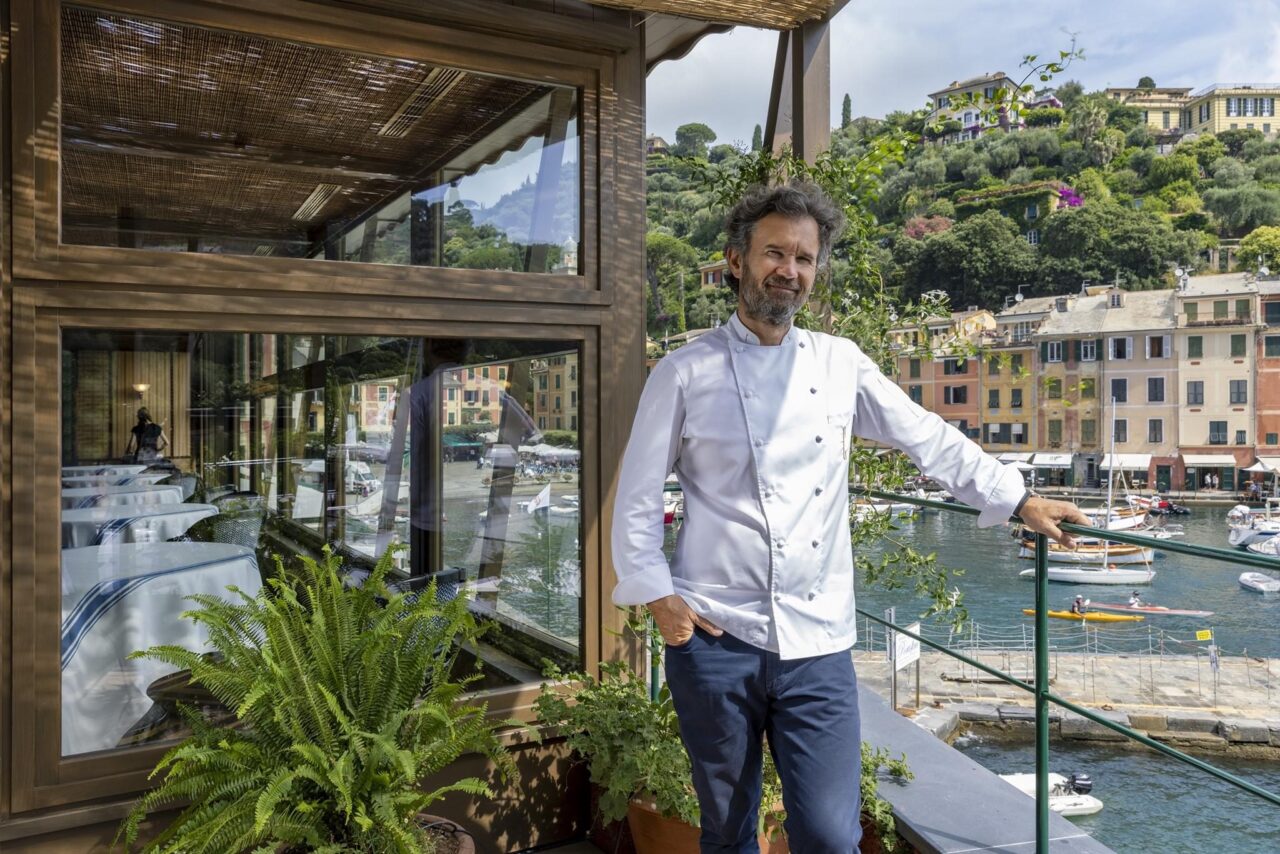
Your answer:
[740,268,805,327]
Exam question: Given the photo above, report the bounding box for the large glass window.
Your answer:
[59,329,582,756]
[59,8,581,274]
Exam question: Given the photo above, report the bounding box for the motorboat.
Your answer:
[1020,565,1156,585]
[1126,495,1190,516]
[1000,772,1103,817]
[1020,608,1144,623]
[1080,504,1148,531]
[1017,542,1154,565]
[1227,498,1280,548]
[1087,602,1214,618]
[1239,572,1280,594]
[1246,537,1280,558]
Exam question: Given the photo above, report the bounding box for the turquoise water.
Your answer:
[956,733,1280,853]
[854,506,1280,659]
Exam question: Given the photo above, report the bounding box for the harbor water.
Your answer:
[854,506,1280,659]
[956,732,1280,853]
[857,504,1280,853]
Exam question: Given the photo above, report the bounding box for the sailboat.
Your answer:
[1020,397,1156,573]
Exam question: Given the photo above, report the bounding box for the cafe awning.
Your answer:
[1101,454,1152,470]
[1181,453,1237,467]
[998,452,1034,462]
[1032,452,1073,468]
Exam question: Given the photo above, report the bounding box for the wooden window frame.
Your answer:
[11,0,624,306]
[7,285,621,813]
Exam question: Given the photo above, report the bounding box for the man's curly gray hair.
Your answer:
[722,182,846,293]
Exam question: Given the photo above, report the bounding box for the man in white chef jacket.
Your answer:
[611,182,1087,853]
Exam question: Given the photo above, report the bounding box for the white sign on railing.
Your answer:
[894,622,921,671]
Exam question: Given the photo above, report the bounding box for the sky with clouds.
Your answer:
[646,0,1280,148]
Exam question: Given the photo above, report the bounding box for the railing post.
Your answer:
[1034,532,1049,854]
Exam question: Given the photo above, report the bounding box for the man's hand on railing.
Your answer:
[1019,496,1091,548]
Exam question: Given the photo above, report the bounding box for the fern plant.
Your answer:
[118,546,517,853]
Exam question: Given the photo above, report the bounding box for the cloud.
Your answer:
[647,0,1272,142]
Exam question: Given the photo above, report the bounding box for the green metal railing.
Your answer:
[855,487,1280,853]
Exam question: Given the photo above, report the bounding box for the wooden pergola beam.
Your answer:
[62,131,411,182]
[763,16,831,163]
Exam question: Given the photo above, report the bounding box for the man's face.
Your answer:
[727,213,820,327]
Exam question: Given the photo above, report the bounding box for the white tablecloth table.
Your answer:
[61,503,217,549]
[62,464,148,477]
[61,484,185,510]
[61,473,172,488]
[60,542,261,755]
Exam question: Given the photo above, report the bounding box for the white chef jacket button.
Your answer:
[808,591,817,600]
[736,346,745,353]
[798,341,806,348]
[811,540,820,548]
[815,435,823,443]
[815,487,823,496]
[744,390,753,398]
[754,438,764,447]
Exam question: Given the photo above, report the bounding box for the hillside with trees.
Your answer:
[641,82,1280,337]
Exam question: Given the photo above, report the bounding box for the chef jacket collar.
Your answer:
[728,309,798,347]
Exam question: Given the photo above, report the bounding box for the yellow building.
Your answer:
[532,352,579,432]
[1104,87,1194,133]
[1182,84,1280,137]
[981,296,1056,457]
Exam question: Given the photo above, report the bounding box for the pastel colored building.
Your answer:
[1104,86,1194,134]
[1094,289,1180,492]
[1181,84,1280,137]
[1029,292,1108,487]
[1175,273,1260,490]
[893,310,995,440]
[928,71,1028,143]
[1257,279,1280,470]
[981,296,1056,457]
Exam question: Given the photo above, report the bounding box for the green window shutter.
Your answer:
[1040,341,1049,363]
[1094,338,1103,355]
[1072,339,1081,362]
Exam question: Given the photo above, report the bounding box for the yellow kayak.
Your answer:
[1022,608,1144,623]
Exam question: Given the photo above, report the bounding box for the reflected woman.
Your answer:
[125,407,169,463]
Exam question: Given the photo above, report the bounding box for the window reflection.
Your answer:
[60,329,582,755]
[59,7,581,273]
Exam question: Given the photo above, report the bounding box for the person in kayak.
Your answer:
[1128,590,1144,607]
[1070,595,1087,615]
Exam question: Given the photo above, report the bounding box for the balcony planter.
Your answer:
[625,796,787,854]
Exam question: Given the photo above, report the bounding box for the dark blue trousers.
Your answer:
[663,629,862,853]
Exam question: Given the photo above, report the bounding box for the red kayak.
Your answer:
[1089,603,1214,617]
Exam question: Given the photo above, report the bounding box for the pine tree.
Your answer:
[841,93,852,129]
[751,123,763,151]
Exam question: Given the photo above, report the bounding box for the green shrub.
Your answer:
[118,547,517,854]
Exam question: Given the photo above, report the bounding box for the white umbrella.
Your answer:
[1244,461,1275,473]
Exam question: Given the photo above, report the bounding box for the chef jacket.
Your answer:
[611,311,1026,660]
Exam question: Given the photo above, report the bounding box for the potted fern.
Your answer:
[535,649,912,852]
[117,546,517,853]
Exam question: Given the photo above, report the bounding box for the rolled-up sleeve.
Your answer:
[610,359,687,605]
[849,346,1026,528]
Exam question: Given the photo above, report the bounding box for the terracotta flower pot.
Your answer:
[626,797,701,853]
[626,797,790,854]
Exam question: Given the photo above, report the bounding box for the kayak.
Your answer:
[1021,608,1144,623]
[1087,603,1214,617]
